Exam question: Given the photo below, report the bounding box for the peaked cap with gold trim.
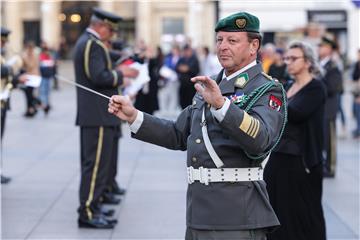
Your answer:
[92,7,122,30]
[215,12,260,33]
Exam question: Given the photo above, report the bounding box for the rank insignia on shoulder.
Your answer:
[269,95,282,111]
[261,72,273,81]
[234,73,249,88]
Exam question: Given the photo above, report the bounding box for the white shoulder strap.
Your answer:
[201,108,224,168]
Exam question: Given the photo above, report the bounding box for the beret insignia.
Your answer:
[235,18,247,29]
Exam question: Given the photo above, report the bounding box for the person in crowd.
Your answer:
[318,36,343,178]
[157,44,181,115]
[199,46,222,77]
[268,48,288,84]
[264,41,327,240]
[331,41,347,138]
[176,44,200,109]
[352,49,360,138]
[39,41,56,115]
[108,12,286,239]
[1,27,27,184]
[260,42,276,74]
[21,41,40,117]
[303,22,326,52]
[73,7,138,229]
[133,39,148,64]
[135,46,162,115]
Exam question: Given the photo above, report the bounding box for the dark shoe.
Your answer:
[112,186,126,195]
[323,171,335,178]
[1,175,11,184]
[78,216,115,229]
[101,193,121,205]
[24,108,37,118]
[111,182,126,195]
[105,217,118,225]
[101,208,115,217]
[44,105,51,115]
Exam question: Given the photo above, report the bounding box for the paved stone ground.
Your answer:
[1,60,359,239]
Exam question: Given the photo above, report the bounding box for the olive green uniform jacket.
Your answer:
[133,63,285,230]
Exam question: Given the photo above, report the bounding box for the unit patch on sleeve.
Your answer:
[269,95,282,111]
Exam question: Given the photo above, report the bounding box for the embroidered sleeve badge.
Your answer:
[269,95,282,111]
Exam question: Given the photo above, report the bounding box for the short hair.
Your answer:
[247,32,262,52]
[288,41,322,77]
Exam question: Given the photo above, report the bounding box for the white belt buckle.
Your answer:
[198,166,209,185]
[187,166,194,184]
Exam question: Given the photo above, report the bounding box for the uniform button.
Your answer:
[195,138,201,144]
[207,103,211,108]
[192,157,197,162]
[192,100,197,106]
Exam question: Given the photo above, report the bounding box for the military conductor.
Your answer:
[74,8,137,229]
[109,12,286,239]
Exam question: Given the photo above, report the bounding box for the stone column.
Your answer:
[3,1,23,53]
[348,7,360,61]
[188,1,216,50]
[135,2,151,44]
[187,1,203,48]
[41,1,61,50]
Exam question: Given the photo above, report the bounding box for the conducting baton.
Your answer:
[56,75,111,100]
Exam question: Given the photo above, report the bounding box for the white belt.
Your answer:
[187,166,263,185]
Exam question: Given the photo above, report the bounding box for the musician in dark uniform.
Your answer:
[318,36,343,178]
[73,8,137,229]
[108,12,287,239]
[1,27,26,184]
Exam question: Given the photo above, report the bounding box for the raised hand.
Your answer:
[191,76,225,109]
[108,95,138,124]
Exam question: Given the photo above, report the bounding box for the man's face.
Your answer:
[216,31,257,75]
[98,23,115,42]
[318,44,332,59]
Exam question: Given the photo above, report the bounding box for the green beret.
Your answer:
[215,12,260,33]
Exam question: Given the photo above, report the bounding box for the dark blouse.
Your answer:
[274,78,326,169]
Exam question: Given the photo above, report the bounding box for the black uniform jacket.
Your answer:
[322,60,342,120]
[74,30,123,126]
[132,63,285,230]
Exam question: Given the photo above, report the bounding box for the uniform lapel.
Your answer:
[219,63,263,95]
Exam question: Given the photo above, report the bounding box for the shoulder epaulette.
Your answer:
[261,72,273,80]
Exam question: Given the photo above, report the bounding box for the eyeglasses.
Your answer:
[283,56,304,63]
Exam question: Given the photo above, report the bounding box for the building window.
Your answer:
[162,17,184,35]
[161,17,185,54]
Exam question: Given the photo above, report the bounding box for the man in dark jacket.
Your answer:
[176,44,200,109]
[318,36,343,178]
[1,27,27,184]
[73,8,137,228]
[108,12,287,239]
